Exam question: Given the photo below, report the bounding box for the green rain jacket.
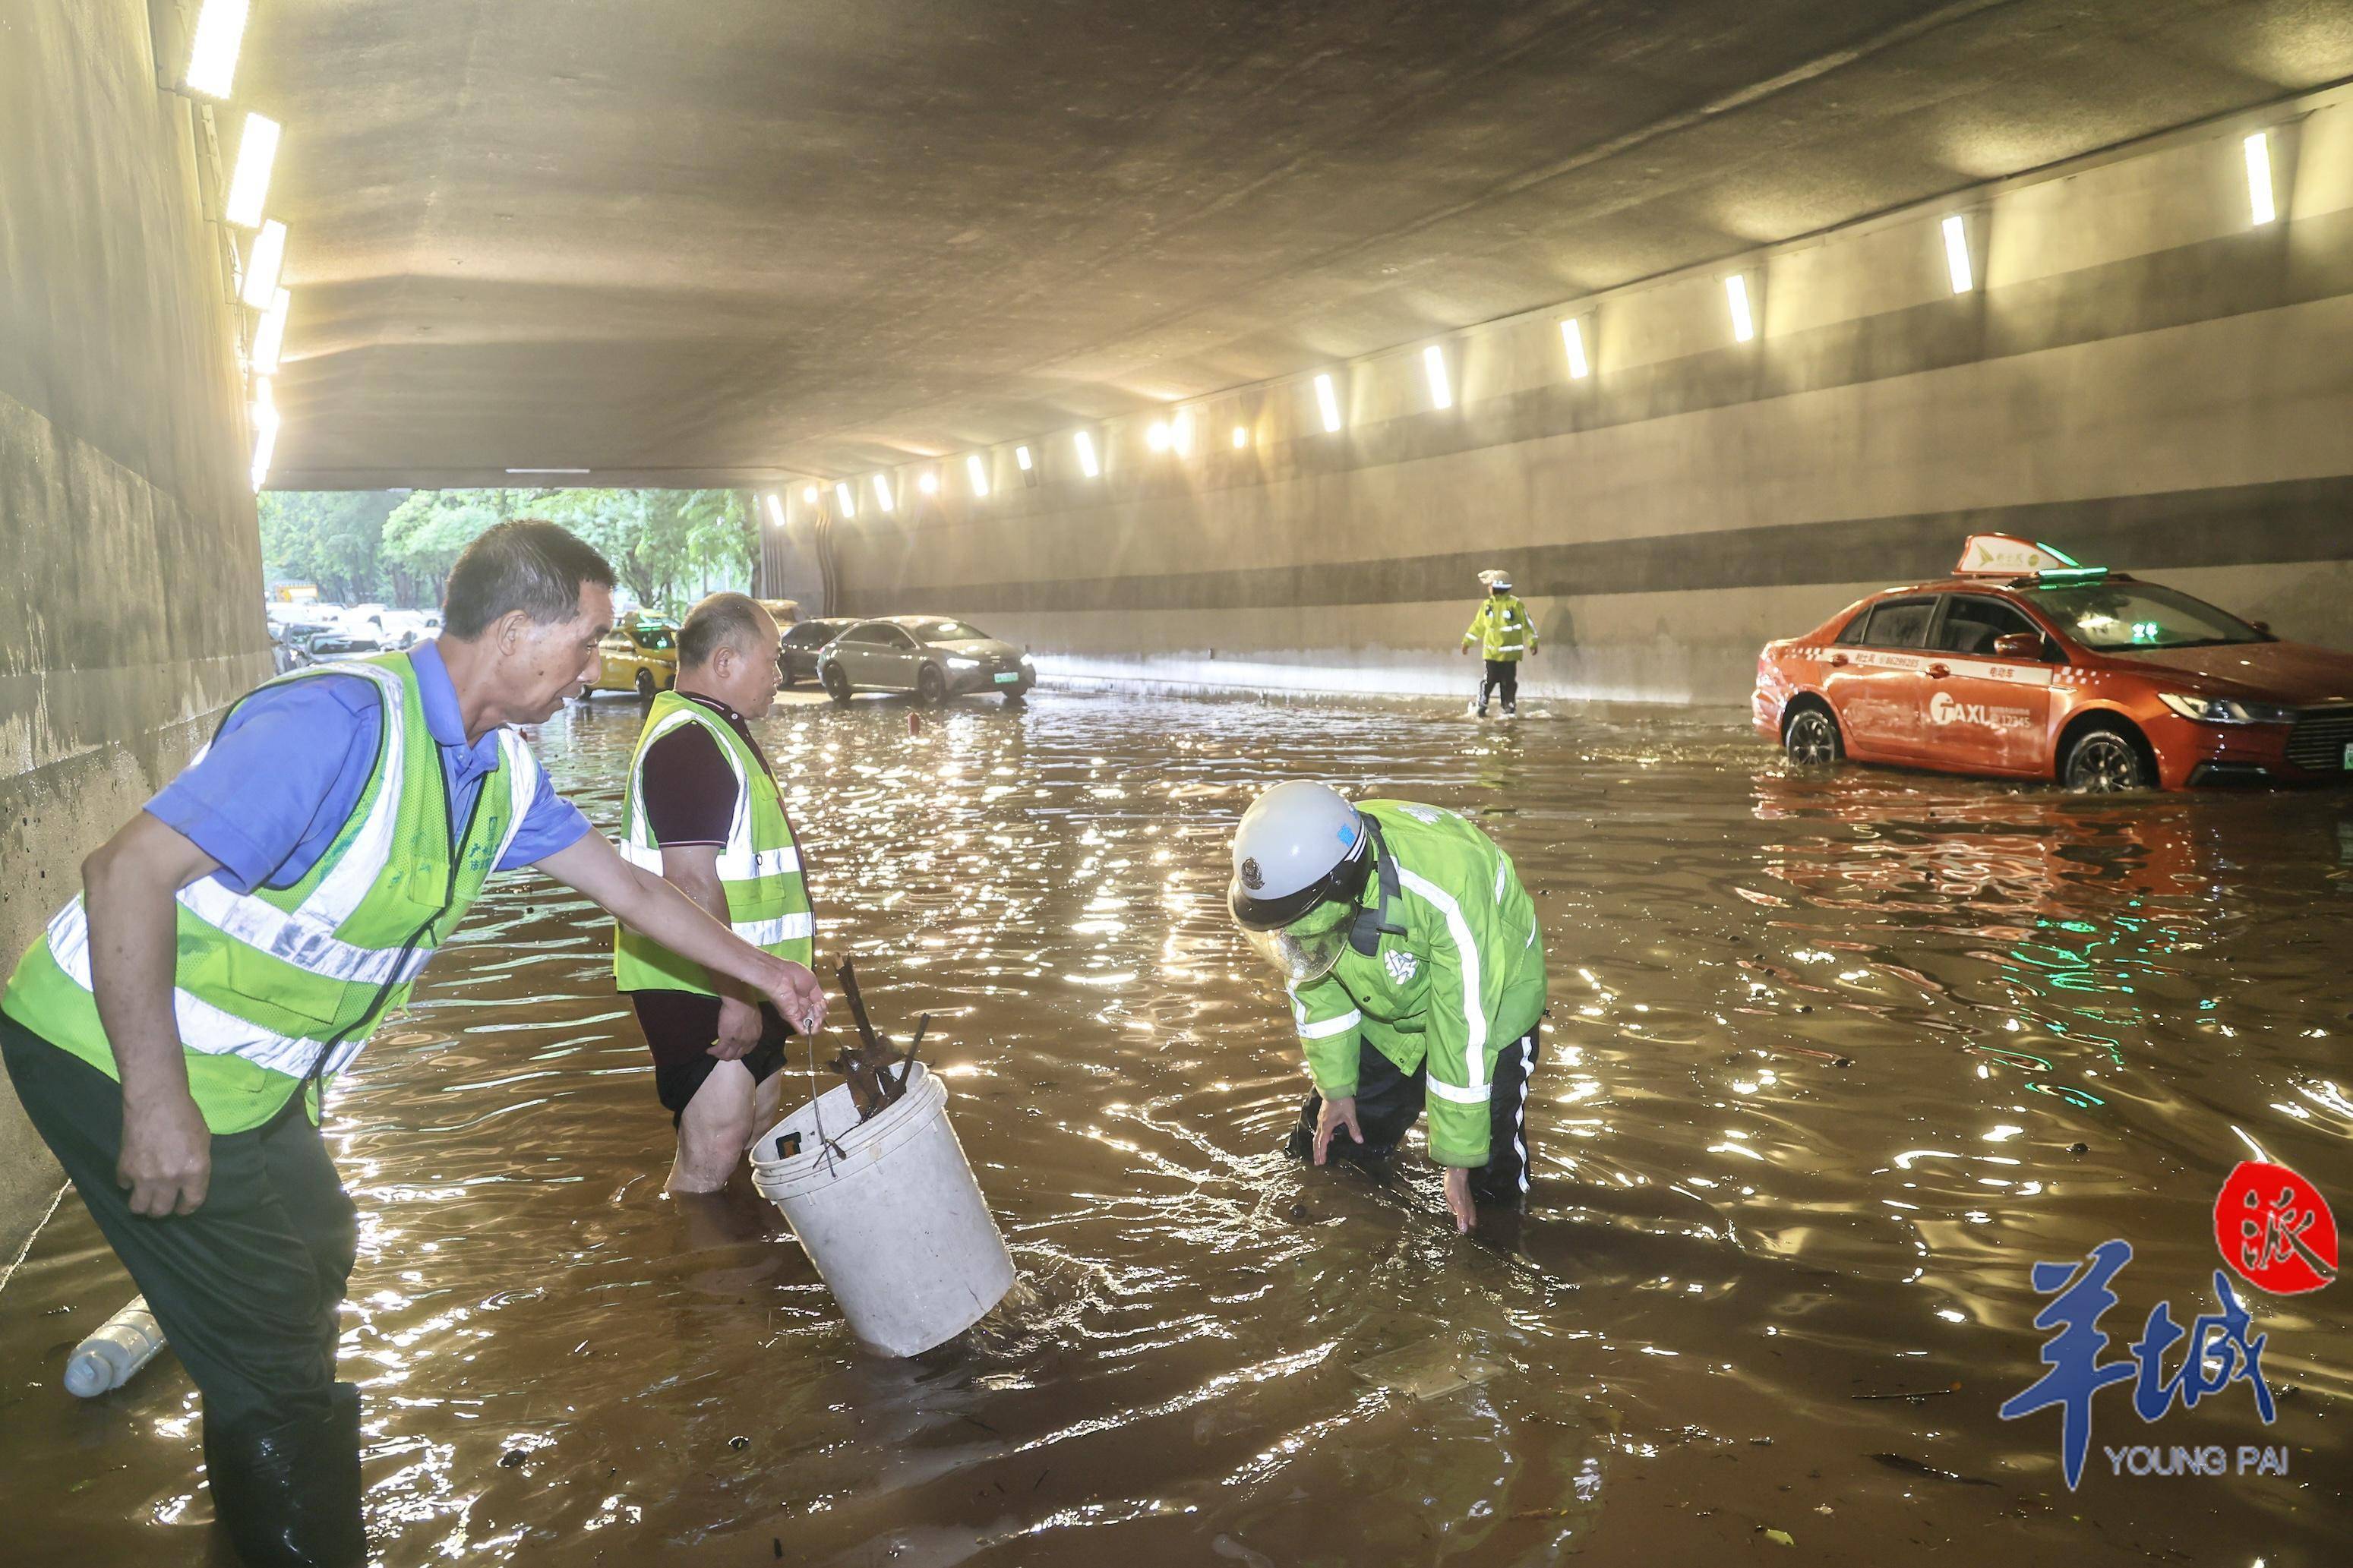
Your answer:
[1286,801,1546,1167]
[1461,593,1537,661]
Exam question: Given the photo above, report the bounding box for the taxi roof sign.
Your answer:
[1953,534,2083,576]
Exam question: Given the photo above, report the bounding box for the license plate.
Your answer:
[993,671,1021,685]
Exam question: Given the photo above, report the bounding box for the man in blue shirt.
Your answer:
[2,522,827,1568]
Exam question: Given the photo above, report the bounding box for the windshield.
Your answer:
[2029,582,2265,651]
[630,624,676,650]
[912,620,989,645]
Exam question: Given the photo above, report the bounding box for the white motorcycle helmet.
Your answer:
[1229,782,1373,985]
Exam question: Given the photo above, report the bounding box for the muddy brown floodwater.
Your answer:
[5,688,2351,1565]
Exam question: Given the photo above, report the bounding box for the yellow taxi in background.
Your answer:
[589,618,679,698]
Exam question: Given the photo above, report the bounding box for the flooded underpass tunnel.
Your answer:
[8,694,2351,1562]
[8,4,2353,1566]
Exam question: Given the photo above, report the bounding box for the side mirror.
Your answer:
[2250,620,2272,636]
[1992,633,2044,662]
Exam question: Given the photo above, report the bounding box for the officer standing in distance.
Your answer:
[1460,568,1538,718]
[1229,782,1546,1232]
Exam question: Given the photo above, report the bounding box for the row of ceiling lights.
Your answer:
[777,125,2285,526]
[173,1,291,491]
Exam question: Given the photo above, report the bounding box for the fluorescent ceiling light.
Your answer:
[1232,425,1249,449]
[1074,431,1100,478]
[1560,317,1590,380]
[250,287,290,374]
[1723,273,1755,344]
[1015,445,1034,471]
[1423,345,1452,410]
[872,473,895,512]
[185,0,250,99]
[1313,372,1342,433]
[765,493,785,528]
[1146,421,1171,453]
[966,454,989,496]
[223,113,280,229]
[241,219,287,308]
[835,481,856,517]
[2244,131,2276,226]
[917,470,938,494]
[505,467,589,475]
[801,484,819,503]
[249,379,279,492]
[1941,214,1973,294]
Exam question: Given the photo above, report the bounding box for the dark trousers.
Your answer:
[1287,1022,1540,1204]
[2,1011,363,1421]
[1479,659,1519,711]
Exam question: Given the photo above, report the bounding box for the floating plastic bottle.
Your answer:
[64,1296,166,1398]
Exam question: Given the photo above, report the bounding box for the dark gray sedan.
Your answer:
[816,616,1035,704]
[778,617,854,686]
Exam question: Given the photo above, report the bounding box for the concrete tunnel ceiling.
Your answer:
[245,0,2353,491]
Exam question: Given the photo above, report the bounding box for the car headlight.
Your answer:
[2159,693,2295,724]
[946,657,979,670]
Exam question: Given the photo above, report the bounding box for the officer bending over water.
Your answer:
[1229,783,1547,1232]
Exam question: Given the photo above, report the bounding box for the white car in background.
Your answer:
[375,609,441,648]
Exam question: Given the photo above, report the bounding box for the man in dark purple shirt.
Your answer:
[621,595,810,1192]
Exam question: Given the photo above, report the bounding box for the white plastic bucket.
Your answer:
[749,1063,1015,1356]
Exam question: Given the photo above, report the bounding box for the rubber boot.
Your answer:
[204,1382,366,1567]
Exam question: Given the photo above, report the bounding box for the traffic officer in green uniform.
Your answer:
[1459,568,1538,718]
[614,593,815,1194]
[1229,781,1546,1233]
[0,523,827,1568]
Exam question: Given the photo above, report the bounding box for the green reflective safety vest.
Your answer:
[1286,801,1546,1169]
[2,653,533,1134]
[1461,593,1537,661]
[613,691,813,994]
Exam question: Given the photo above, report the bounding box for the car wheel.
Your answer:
[779,664,798,689]
[1783,704,1843,767]
[634,669,655,700]
[2063,724,2151,793]
[918,664,946,705]
[823,665,852,704]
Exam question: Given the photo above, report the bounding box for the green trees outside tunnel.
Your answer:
[259,487,756,615]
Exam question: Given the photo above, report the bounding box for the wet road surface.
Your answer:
[4,687,2350,1564]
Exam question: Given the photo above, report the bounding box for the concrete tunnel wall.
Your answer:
[832,84,2353,709]
[1,2,276,1265]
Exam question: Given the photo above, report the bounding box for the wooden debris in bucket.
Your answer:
[829,957,929,1121]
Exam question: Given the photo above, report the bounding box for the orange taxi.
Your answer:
[1753,535,2353,791]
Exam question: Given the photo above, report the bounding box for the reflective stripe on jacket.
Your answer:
[2,654,532,1132]
[1461,595,1537,661]
[1287,801,1546,1167]
[613,691,813,994]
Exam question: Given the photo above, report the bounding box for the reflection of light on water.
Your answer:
[13,690,2353,1563]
